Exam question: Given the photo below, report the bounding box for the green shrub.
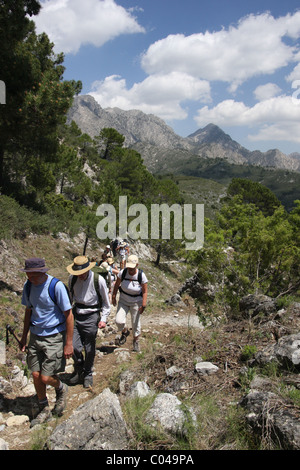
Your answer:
[240,345,257,362]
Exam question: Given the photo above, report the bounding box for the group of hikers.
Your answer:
[18,239,148,427]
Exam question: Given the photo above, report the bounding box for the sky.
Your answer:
[33,0,300,155]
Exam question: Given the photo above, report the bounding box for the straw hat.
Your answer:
[67,256,96,276]
[98,262,109,272]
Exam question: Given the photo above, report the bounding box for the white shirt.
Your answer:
[118,247,127,258]
[118,269,148,306]
[69,270,111,323]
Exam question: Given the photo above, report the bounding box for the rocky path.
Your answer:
[2,296,300,451]
[0,301,202,451]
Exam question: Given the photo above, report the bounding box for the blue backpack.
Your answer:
[25,277,70,309]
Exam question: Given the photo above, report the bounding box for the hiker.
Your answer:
[107,257,119,290]
[98,261,112,303]
[110,238,120,257]
[116,241,129,269]
[112,255,148,352]
[104,245,113,258]
[67,256,110,388]
[99,252,108,265]
[19,258,74,427]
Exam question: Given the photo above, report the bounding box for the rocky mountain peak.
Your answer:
[188,123,231,145]
[74,94,102,115]
[67,95,300,173]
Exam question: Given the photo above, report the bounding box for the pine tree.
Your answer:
[0,1,82,195]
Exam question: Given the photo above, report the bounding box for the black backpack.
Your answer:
[119,268,143,297]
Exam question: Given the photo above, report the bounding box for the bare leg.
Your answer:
[32,371,61,399]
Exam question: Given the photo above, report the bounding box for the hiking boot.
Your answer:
[83,375,93,388]
[133,340,140,353]
[52,383,68,416]
[69,367,84,385]
[30,405,52,428]
[119,328,130,345]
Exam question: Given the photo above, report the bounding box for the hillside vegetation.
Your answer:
[155,155,300,212]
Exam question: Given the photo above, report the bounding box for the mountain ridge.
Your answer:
[67,95,300,173]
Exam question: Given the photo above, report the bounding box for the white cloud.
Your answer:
[286,62,300,83]
[254,83,282,101]
[89,72,211,120]
[248,121,300,144]
[35,4,300,148]
[141,12,300,88]
[194,95,300,143]
[34,0,145,54]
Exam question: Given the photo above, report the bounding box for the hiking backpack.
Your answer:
[111,239,119,256]
[92,266,111,290]
[119,268,143,297]
[25,277,70,309]
[69,266,109,308]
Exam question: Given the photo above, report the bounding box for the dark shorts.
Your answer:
[27,331,66,377]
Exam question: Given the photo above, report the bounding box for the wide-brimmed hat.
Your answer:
[20,258,49,273]
[126,255,138,268]
[107,257,114,265]
[98,262,109,272]
[67,256,96,276]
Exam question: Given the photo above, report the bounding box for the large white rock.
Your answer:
[195,361,219,375]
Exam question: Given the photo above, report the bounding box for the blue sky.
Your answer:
[34,0,300,155]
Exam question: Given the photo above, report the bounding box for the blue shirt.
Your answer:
[21,275,72,336]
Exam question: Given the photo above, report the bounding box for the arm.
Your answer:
[112,276,121,306]
[98,277,111,328]
[63,309,74,359]
[20,307,32,351]
[68,275,74,303]
[139,283,148,314]
[108,272,112,292]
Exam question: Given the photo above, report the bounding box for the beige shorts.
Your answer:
[115,301,141,338]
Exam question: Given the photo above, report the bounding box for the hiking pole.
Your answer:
[6,324,27,351]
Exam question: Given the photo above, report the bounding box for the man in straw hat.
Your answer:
[19,258,74,427]
[67,256,110,388]
[112,254,147,352]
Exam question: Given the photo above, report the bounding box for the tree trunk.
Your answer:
[0,145,4,191]
[60,174,65,194]
[83,234,89,255]
[155,243,161,266]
